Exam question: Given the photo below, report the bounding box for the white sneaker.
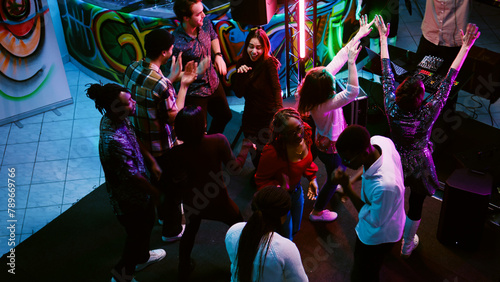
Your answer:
[309,210,338,222]
[162,224,186,242]
[401,234,419,258]
[135,249,166,271]
[336,184,344,194]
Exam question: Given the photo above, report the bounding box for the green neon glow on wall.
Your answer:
[0,64,54,101]
[328,23,344,60]
[326,0,346,61]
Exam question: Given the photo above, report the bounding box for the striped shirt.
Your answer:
[124,58,177,156]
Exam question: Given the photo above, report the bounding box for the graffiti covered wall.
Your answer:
[57,0,359,93]
[0,0,72,125]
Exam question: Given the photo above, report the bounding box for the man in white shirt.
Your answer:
[333,125,406,282]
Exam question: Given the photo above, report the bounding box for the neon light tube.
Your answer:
[299,0,305,58]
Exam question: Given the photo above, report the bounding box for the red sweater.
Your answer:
[255,144,318,190]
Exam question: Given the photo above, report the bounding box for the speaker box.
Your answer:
[230,0,277,26]
[437,168,492,250]
[461,46,500,104]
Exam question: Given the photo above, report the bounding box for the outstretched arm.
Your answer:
[430,24,480,107]
[374,15,397,112]
[347,40,362,88]
[350,14,375,46]
[450,23,480,73]
[325,15,374,75]
[374,15,390,60]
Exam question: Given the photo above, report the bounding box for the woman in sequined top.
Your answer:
[375,15,480,258]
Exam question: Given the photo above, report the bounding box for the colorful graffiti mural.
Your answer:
[0,0,72,125]
[57,0,359,92]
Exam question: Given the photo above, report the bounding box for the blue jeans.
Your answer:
[282,185,304,240]
[314,151,344,211]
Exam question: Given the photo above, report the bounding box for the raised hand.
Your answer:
[348,40,362,65]
[168,51,183,82]
[197,57,210,76]
[374,15,390,39]
[450,23,480,72]
[355,14,375,40]
[460,23,480,49]
[181,60,198,86]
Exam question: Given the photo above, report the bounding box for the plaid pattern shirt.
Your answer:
[168,17,219,97]
[124,58,177,156]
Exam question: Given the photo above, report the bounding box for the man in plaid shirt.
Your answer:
[124,28,198,242]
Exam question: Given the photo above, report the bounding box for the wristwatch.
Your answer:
[215,52,223,57]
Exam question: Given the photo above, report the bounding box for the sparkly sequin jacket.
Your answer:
[382,58,458,195]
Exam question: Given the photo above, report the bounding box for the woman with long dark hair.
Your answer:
[297,42,365,223]
[232,28,283,168]
[225,186,308,282]
[254,108,318,240]
[375,16,480,257]
[296,15,372,222]
[163,105,254,281]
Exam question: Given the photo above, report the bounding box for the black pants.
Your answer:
[186,82,232,135]
[243,130,270,169]
[113,203,155,278]
[351,237,396,282]
[407,189,427,221]
[154,154,183,237]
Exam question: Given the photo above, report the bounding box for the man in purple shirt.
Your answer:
[168,0,232,134]
[86,83,166,282]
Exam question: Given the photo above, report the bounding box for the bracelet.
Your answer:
[215,52,223,57]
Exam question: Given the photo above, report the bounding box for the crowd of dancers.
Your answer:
[85,0,479,281]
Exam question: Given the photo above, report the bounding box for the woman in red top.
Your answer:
[255,108,318,240]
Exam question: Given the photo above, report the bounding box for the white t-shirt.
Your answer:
[356,136,406,245]
[225,222,308,282]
